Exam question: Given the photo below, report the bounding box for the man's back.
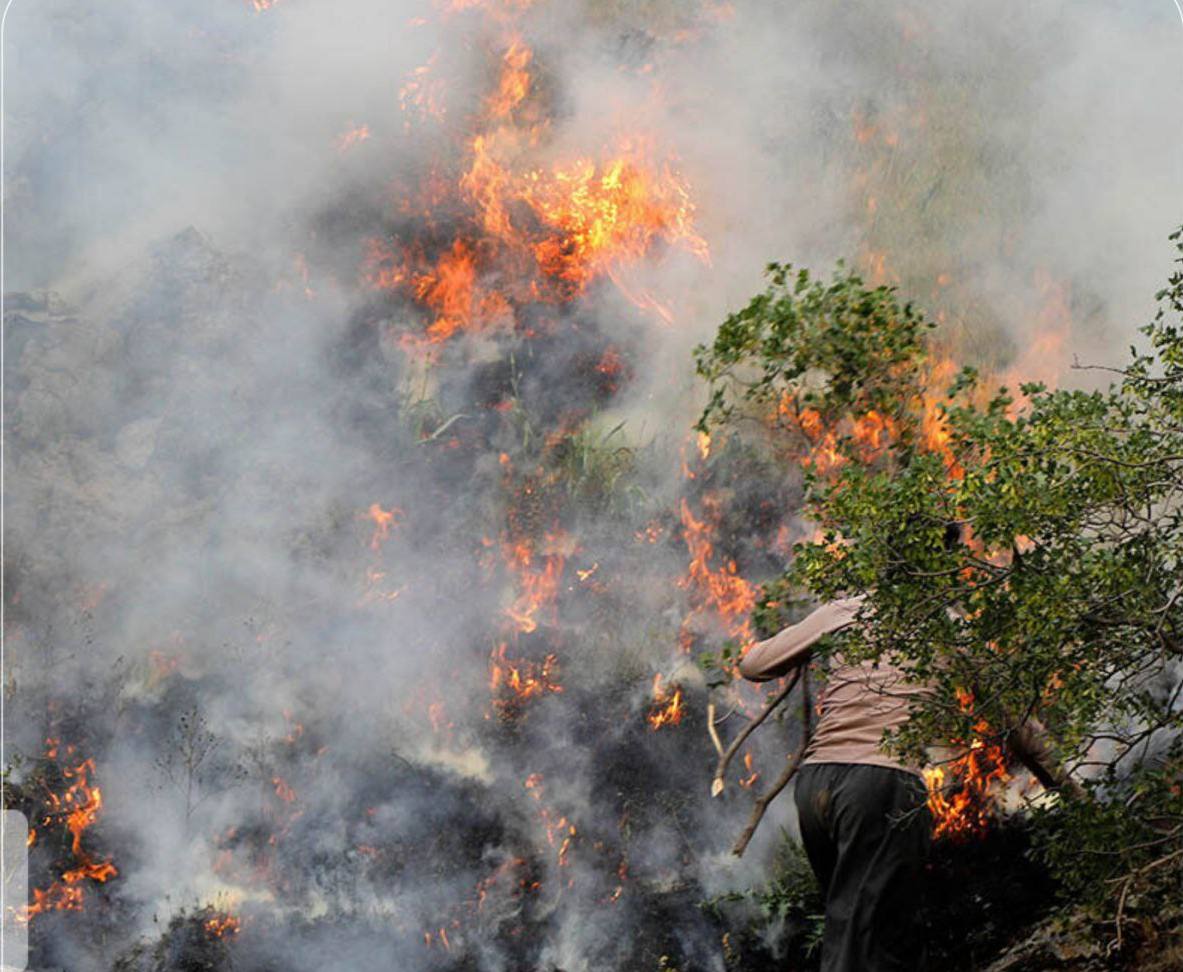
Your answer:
[805,655,929,776]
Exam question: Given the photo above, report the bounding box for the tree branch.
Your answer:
[732,670,811,857]
[711,668,801,797]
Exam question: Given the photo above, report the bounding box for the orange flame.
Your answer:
[20,744,118,924]
[509,140,710,299]
[336,123,371,153]
[365,503,405,550]
[850,409,895,455]
[443,0,537,14]
[399,52,447,129]
[922,689,1009,840]
[696,431,711,461]
[738,751,759,789]
[369,34,708,345]
[1003,269,1073,415]
[647,674,685,729]
[677,496,756,651]
[488,38,532,118]
[204,913,241,939]
[489,643,563,718]
[502,532,569,633]
[919,358,964,478]
[524,773,577,867]
[272,776,297,804]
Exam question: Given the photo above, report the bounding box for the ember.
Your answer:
[364,502,405,550]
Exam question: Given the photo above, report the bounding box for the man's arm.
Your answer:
[738,595,866,682]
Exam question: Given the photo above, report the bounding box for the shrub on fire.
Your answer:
[694,228,1183,946]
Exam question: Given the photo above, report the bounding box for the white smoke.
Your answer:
[3,1,1181,970]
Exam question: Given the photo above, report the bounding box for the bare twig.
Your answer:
[711,669,802,797]
[1108,846,1183,954]
[732,671,812,857]
[706,701,724,757]
[418,412,469,443]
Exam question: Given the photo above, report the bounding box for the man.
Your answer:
[739,595,932,972]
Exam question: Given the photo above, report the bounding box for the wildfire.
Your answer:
[524,773,577,868]
[677,496,756,651]
[778,401,901,475]
[148,649,181,686]
[489,642,563,718]
[1003,269,1073,415]
[922,690,1009,840]
[20,742,118,923]
[474,856,538,911]
[851,409,895,455]
[502,532,569,633]
[696,430,711,461]
[596,346,627,392]
[398,52,447,129]
[360,567,405,605]
[336,123,371,153]
[443,0,537,15]
[203,912,241,940]
[647,673,684,730]
[365,502,405,550]
[488,38,532,118]
[634,520,665,544]
[272,776,297,804]
[424,926,453,950]
[738,752,759,789]
[918,358,964,478]
[509,138,709,299]
[368,28,708,348]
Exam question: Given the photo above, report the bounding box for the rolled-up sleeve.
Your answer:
[738,595,866,681]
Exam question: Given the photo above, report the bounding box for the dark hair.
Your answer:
[943,520,966,552]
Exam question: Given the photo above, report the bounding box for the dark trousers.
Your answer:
[794,762,931,972]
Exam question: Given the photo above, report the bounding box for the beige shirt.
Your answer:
[739,596,928,777]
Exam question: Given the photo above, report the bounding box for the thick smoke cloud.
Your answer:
[3,2,1181,970]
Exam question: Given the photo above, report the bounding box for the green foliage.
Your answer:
[547,419,644,513]
[694,229,1183,940]
[694,262,932,442]
[759,831,825,949]
[703,830,825,968]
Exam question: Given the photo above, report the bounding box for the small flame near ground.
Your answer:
[923,690,1010,840]
[203,912,242,940]
[18,739,118,924]
[647,674,684,730]
[489,642,564,719]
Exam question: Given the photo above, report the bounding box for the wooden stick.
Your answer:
[711,668,802,797]
[731,670,812,858]
[706,702,724,756]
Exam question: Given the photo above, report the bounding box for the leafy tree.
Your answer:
[694,229,1183,947]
